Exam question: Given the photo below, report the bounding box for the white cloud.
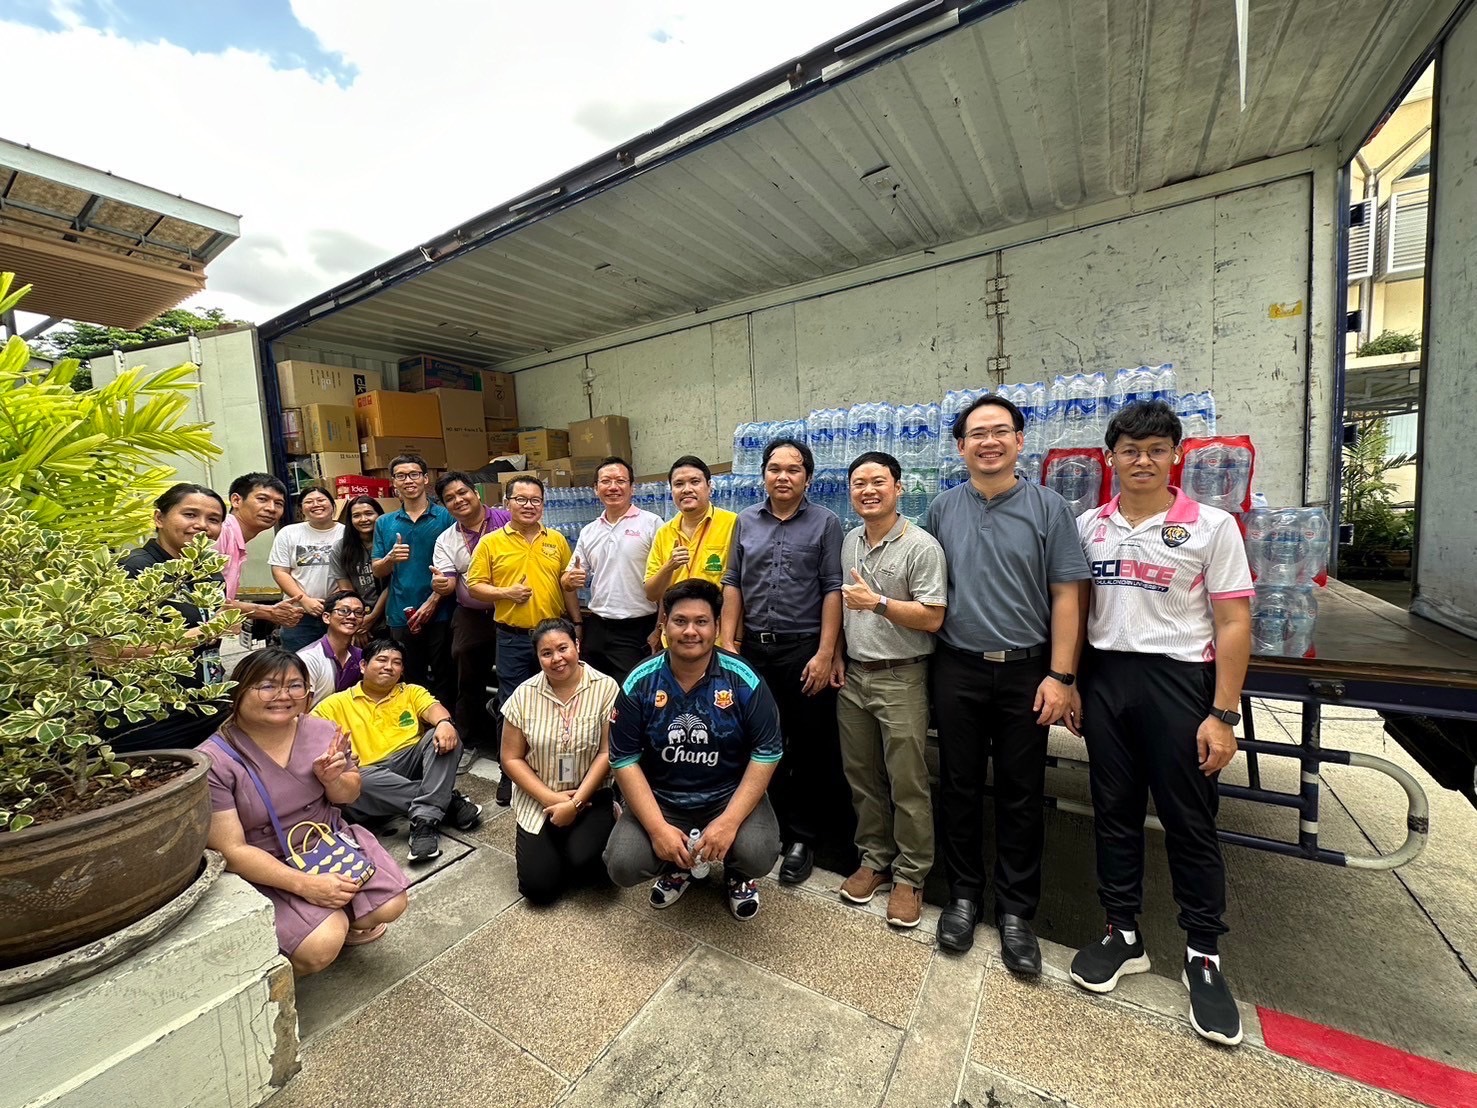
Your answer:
[3,0,887,324]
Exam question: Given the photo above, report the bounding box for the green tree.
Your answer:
[1342,419,1415,559]
[33,306,250,388]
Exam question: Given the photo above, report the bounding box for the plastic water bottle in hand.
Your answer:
[687,828,711,878]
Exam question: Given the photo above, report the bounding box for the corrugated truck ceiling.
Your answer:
[265,0,1456,367]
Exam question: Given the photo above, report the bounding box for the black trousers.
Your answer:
[742,634,854,864]
[514,789,617,904]
[451,606,499,756]
[582,611,657,686]
[931,645,1049,917]
[392,619,456,712]
[1082,649,1228,953]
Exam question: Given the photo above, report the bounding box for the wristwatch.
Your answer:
[1047,670,1075,686]
[1209,706,1242,726]
[873,597,889,615]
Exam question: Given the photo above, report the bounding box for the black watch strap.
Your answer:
[1047,669,1075,686]
[1209,707,1241,726]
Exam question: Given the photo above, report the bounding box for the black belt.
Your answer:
[493,621,532,635]
[587,611,658,625]
[846,655,928,672]
[942,642,1046,663]
[747,630,817,645]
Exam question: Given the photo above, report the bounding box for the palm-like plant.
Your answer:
[1341,418,1415,556]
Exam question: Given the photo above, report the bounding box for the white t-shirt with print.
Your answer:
[268,522,345,602]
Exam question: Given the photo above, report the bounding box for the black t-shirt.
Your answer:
[109,539,224,753]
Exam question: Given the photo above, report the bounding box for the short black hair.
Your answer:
[1105,399,1182,450]
[762,437,814,478]
[531,616,578,649]
[229,473,287,502]
[507,475,545,498]
[594,456,634,483]
[662,579,723,621]
[668,455,711,482]
[363,637,405,664]
[297,484,333,509]
[324,589,363,619]
[951,394,1024,439]
[435,470,477,500]
[389,454,428,477]
[847,451,901,480]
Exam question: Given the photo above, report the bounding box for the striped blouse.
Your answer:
[501,663,619,833]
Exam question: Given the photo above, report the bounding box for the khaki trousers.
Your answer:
[836,660,935,887]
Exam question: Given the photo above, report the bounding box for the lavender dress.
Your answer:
[200,716,408,956]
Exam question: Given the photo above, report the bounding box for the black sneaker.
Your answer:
[1182,956,1244,1046]
[495,774,513,807]
[1070,926,1151,994]
[407,818,442,863]
[445,792,483,831]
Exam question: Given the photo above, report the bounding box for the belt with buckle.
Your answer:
[945,642,1046,663]
[846,655,929,673]
[749,630,815,645]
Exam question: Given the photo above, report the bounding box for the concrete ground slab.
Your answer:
[267,975,566,1108]
[418,890,694,1078]
[369,815,474,884]
[969,961,1411,1108]
[293,847,522,1039]
[882,942,990,1108]
[559,946,903,1108]
[619,876,932,1028]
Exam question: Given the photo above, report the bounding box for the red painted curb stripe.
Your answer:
[1257,1006,1477,1108]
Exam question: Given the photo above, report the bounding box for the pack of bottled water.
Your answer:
[899,469,938,524]
[806,408,849,469]
[710,472,733,514]
[1175,390,1218,438]
[846,402,896,459]
[1110,364,1176,411]
[1049,372,1111,449]
[1244,507,1330,587]
[1018,452,1044,486]
[1042,449,1106,516]
[808,469,849,523]
[939,458,968,492]
[895,403,941,471]
[942,387,990,433]
[1178,437,1254,515]
[730,422,764,476]
[1251,585,1318,657]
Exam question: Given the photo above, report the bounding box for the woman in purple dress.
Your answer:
[201,648,409,975]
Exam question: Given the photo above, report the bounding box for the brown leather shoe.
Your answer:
[886,884,923,929]
[839,866,892,904]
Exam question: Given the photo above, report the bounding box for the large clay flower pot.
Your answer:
[0,749,211,968]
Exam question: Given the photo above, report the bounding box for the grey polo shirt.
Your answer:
[841,517,948,662]
[721,497,843,635]
[925,478,1090,654]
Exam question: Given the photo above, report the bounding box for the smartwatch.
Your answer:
[1209,707,1242,726]
[1047,670,1075,686]
[873,597,889,615]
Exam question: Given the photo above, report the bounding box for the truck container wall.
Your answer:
[510,173,1323,507]
[1414,4,1477,637]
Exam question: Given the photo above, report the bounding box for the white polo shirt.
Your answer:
[568,506,661,620]
[1076,486,1254,663]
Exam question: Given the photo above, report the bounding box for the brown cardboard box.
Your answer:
[424,387,487,436]
[360,436,448,470]
[282,409,305,455]
[443,429,489,471]
[398,354,480,392]
[300,404,357,453]
[312,452,363,481]
[568,415,631,463]
[487,430,521,456]
[485,417,518,432]
[497,470,537,491]
[374,497,401,515]
[479,370,518,421]
[540,467,574,489]
[278,360,382,407]
[517,428,570,465]
[355,390,442,438]
[473,482,503,506]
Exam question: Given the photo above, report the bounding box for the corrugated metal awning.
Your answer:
[265,0,1453,367]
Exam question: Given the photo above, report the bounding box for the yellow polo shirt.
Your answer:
[312,682,437,767]
[644,506,737,589]
[466,523,571,628]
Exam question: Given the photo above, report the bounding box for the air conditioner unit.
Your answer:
[1347,198,1374,282]
[1377,188,1428,280]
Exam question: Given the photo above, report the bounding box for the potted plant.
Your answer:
[1341,418,1415,571]
[0,272,235,970]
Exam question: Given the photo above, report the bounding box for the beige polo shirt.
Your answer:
[841,517,948,663]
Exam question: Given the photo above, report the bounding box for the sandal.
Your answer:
[344,922,387,946]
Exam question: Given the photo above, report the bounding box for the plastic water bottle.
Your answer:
[1155,363,1177,403]
[939,458,968,491]
[1112,366,1159,412]
[1182,443,1253,513]
[895,404,941,470]
[1043,452,1103,516]
[1251,585,1318,657]
[1245,507,1329,586]
[1202,390,1218,435]
[807,410,833,469]
[686,829,710,879]
[1018,452,1044,486]
[900,469,937,522]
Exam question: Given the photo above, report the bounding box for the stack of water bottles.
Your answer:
[1244,507,1329,658]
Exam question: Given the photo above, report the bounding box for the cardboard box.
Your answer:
[443,428,490,472]
[278,360,382,408]
[424,387,488,436]
[568,415,631,464]
[300,404,357,453]
[479,370,518,421]
[287,451,361,493]
[487,430,521,457]
[398,354,480,393]
[355,390,443,439]
[497,470,537,491]
[281,409,305,455]
[485,417,518,432]
[374,497,401,516]
[473,482,503,506]
[333,473,394,498]
[518,428,570,466]
[360,435,447,470]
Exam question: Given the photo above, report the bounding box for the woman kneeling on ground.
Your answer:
[201,648,409,975]
[500,618,620,904]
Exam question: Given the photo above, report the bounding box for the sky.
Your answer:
[5,0,888,325]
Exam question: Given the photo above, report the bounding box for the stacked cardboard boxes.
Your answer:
[277,361,386,492]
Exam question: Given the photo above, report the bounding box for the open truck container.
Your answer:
[97,0,1477,842]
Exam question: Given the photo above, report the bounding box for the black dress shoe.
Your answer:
[938,898,979,953]
[997,912,1042,977]
[778,842,813,884]
[495,774,513,806]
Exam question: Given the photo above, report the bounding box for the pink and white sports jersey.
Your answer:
[1076,486,1254,663]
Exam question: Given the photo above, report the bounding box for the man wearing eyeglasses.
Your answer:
[298,589,366,708]
[926,394,1091,969]
[313,639,483,863]
[466,476,578,759]
[372,454,456,710]
[1067,399,1253,1048]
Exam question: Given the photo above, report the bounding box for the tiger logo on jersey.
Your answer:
[1161,524,1191,548]
[714,689,734,710]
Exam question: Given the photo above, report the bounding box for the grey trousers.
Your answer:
[345,729,460,825]
[604,793,781,885]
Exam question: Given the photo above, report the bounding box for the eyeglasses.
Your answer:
[509,496,544,507]
[392,471,426,483]
[964,428,1019,443]
[252,681,310,701]
[1112,446,1175,463]
[329,607,365,619]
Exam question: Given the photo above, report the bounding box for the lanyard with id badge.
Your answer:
[555,689,584,788]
